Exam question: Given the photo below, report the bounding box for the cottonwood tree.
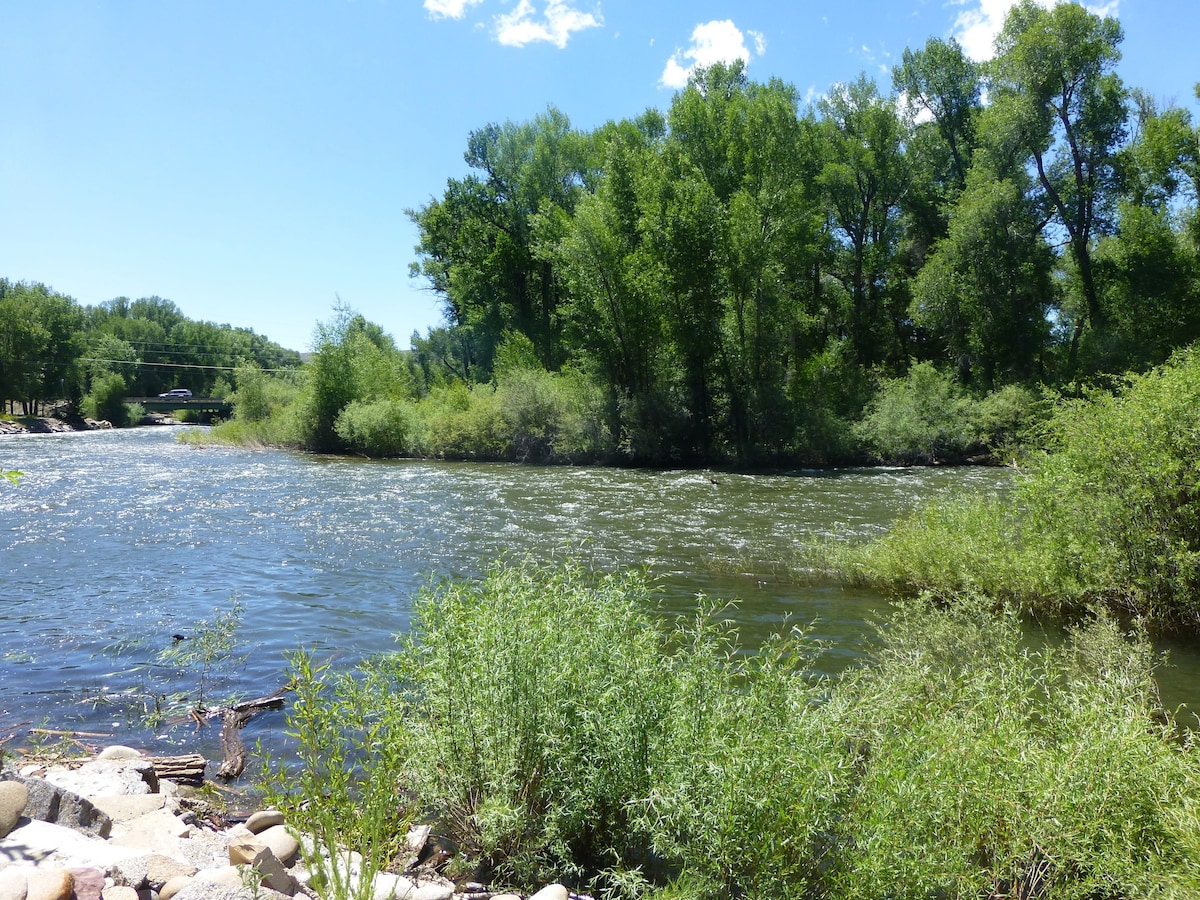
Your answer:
[989,0,1127,371]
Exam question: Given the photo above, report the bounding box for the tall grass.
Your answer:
[262,560,1200,900]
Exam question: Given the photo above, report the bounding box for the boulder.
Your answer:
[0,780,29,838]
[97,746,143,761]
[24,869,72,900]
[0,867,29,900]
[66,869,105,900]
[42,759,158,797]
[243,810,284,835]
[90,794,168,824]
[529,886,570,900]
[254,825,298,866]
[158,875,193,900]
[11,777,112,838]
[0,820,143,869]
[172,883,291,900]
[226,844,296,897]
[113,854,197,891]
[109,808,192,856]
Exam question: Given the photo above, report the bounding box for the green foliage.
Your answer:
[271,560,1200,899]
[261,652,414,900]
[156,597,246,712]
[334,398,420,458]
[848,347,1200,628]
[360,559,672,888]
[827,600,1200,898]
[1025,347,1200,624]
[81,373,131,426]
[642,613,847,899]
[855,362,975,463]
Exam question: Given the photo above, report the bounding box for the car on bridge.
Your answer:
[158,388,193,399]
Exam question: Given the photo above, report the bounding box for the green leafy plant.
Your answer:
[263,560,1200,900]
[157,597,247,712]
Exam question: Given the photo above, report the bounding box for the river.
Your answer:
[2,427,1196,765]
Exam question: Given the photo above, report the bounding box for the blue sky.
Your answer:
[3,0,1197,353]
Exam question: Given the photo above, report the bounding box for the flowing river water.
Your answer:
[2,426,1198,765]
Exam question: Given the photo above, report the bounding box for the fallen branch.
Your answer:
[208,685,291,780]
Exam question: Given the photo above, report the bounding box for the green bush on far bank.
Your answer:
[263,559,1200,900]
[854,362,1045,464]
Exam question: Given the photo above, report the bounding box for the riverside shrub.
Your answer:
[848,346,1200,628]
[827,599,1200,899]
[264,561,1200,900]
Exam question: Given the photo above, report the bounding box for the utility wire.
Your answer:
[77,358,302,374]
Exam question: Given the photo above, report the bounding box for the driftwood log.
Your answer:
[145,753,208,785]
[211,688,289,780]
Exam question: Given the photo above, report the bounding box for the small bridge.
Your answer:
[131,397,234,421]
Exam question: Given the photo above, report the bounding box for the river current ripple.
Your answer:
[0,426,1067,760]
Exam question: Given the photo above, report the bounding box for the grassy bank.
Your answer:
[262,558,1200,900]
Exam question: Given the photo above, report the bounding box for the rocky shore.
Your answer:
[0,417,101,436]
[0,748,573,900]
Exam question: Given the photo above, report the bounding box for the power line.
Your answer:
[77,358,302,374]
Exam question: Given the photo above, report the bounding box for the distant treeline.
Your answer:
[0,278,301,418]
[10,2,1200,466]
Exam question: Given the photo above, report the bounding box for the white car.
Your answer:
[158,388,193,399]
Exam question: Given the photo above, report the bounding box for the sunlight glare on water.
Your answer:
[2,427,1027,757]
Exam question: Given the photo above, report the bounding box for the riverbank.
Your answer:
[0,743,573,900]
[0,410,179,435]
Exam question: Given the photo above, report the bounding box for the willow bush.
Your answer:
[263,560,1200,900]
[847,346,1200,629]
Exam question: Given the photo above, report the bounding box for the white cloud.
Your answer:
[952,0,1120,61]
[897,90,936,125]
[423,0,485,20]
[495,0,603,49]
[660,19,762,89]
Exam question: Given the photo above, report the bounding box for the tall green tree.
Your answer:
[0,280,84,413]
[408,106,591,375]
[817,75,912,371]
[893,38,983,266]
[989,0,1127,370]
[912,169,1054,388]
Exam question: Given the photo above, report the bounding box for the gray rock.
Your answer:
[172,884,290,900]
[254,825,298,867]
[13,777,112,838]
[191,868,245,890]
[109,808,192,857]
[408,883,454,900]
[0,780,29,838]
[97,747,144,761]
[91,794,169,824]
[243,810,284,835]
[114,854,197,891]
[43,759,159,798]
[101,888,139,900]
[0,867,29,900]
[528,886,570,900]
